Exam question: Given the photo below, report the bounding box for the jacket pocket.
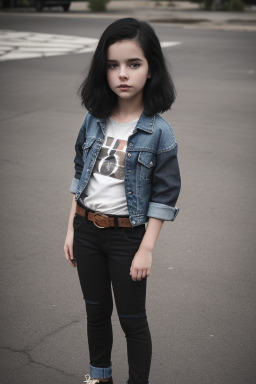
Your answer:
[82,138,95,161]
[138,152,156,183]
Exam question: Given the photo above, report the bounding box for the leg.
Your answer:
[106,226,152,384]
[74,216,113,379]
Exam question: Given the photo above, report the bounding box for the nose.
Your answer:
[119,65,128,80]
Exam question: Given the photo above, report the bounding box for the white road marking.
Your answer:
[161,42,181,48]
[0,30,181,62]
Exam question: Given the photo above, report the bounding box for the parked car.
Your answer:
[34,0,71,11]
[1,0,71,11]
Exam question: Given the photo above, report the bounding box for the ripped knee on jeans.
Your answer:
[118,312,146,319]
[118,311,148,334]
[83,297,100,305]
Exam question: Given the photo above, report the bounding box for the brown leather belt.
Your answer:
[76,204,132,228]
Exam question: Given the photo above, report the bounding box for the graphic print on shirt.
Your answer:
[94,137,127,180]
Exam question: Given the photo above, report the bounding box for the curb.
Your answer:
[1,1,256,32]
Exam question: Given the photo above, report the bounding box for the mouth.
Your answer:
[118,84,131,90]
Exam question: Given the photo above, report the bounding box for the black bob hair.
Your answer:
[78,18,176,118]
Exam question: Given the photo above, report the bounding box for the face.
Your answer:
[106,39,151,104]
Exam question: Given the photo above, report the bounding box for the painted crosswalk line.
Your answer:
[0,30,181,62]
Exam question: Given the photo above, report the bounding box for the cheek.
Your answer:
[135,71,149,85]
[106,71,115,87]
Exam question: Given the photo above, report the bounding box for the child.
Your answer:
[64,18,181,384]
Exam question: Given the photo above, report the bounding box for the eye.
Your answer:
[130,63,140,69]
[107,63,118,69]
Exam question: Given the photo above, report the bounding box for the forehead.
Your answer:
[106,39,146,60]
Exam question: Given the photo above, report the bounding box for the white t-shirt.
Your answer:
[80,117,138,215]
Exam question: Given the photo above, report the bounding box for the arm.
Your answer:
[130,139,180,280]
[65,116,87,265]
[69,115,88,194]
[147,144,180,221]
[130,217,163,281]
[64,196,77,268]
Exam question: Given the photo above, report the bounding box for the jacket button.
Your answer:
[128,191,132,195]
[132,221,136,225]
[129,143,134,147]
[127,153,131,157]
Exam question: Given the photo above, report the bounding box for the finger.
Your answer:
[141,270,147,279]
[69,250,76,267]
[64,246,70,262]
[68,253,76,268]
[64,246,76,268]
[70,258,77,268]
[69,257,76,268]
[131,269,138,281]
[136,270,143,281]
[69,245,74,260]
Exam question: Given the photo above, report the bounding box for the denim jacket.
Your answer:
[70,112,181,226]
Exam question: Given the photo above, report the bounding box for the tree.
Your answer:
[88,0,110,12]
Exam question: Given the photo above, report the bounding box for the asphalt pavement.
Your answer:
[0,6,256,384]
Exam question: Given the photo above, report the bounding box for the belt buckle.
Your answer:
[93,212,108,229]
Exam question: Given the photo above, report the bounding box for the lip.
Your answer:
[118,84,131,90]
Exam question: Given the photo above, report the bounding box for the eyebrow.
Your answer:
[106,58,144,62]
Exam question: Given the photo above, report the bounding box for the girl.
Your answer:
[64,18,181,384]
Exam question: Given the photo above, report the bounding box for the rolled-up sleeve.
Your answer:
[69,177,80,194]
[147,144,181,221]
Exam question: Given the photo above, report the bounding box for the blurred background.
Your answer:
[1,0,256,13]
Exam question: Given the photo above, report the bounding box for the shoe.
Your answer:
[84,374,113,384]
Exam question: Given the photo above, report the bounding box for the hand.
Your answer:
[64,229,76,268]
[130,248,152,281]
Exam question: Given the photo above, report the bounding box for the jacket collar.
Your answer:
[136,113,155,134]
[97,112,155,135]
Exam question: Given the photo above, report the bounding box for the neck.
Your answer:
[112,97,144,123]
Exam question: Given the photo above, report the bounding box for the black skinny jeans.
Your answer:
[73,213,152,384]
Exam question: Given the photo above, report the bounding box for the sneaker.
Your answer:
[84,374,113,384]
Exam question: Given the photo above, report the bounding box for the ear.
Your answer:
[147,71,151,79]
